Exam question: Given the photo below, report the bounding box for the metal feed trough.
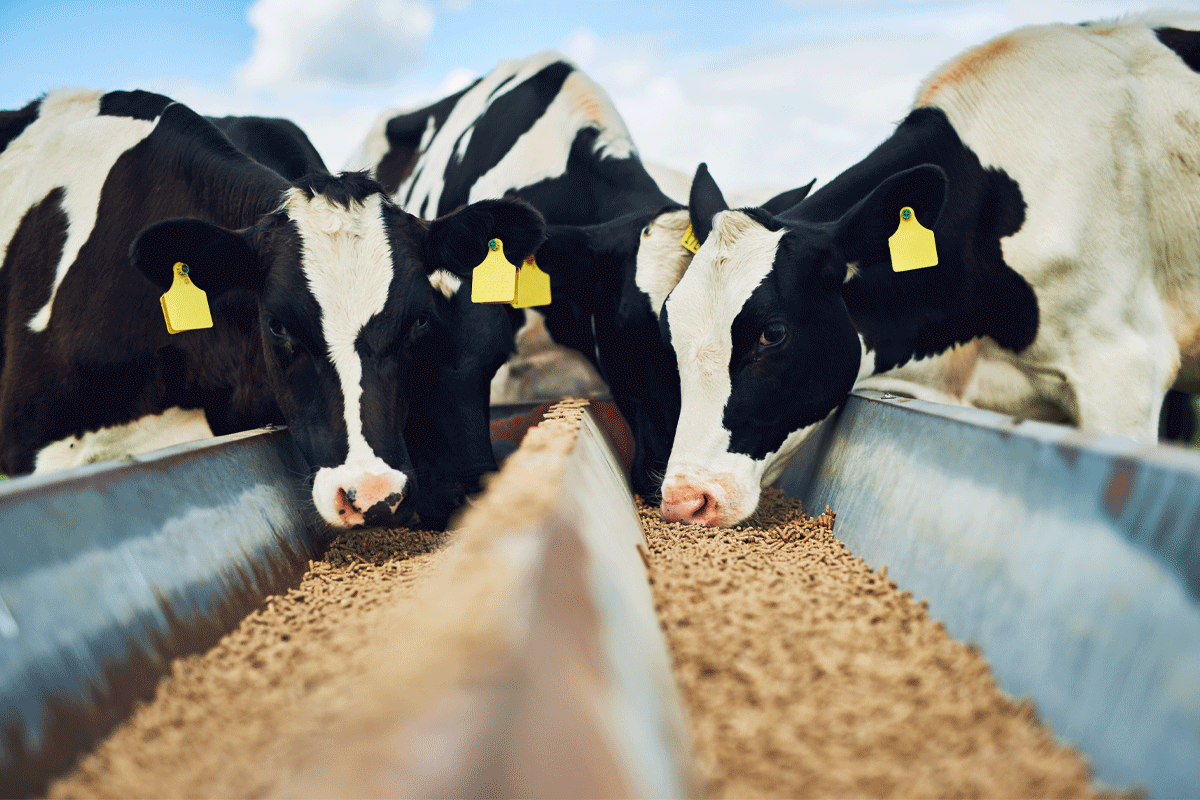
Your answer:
[0,395,1198,796]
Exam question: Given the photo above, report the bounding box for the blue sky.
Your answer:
[2,1,1192,193]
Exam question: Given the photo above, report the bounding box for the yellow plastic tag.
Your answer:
[888,206,938,272]
[160,262,213,334]
[512,255,552,308]
[471,238,517,304]
[680,224,700,254]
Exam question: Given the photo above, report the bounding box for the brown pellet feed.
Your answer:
[640,486,1117,799]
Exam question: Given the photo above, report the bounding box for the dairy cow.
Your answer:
[0,88,543,528]
[347,52,806,497]
[661,15,1200,526]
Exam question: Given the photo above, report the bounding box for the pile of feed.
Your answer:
[640,488,1110,799]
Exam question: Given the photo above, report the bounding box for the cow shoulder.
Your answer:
[375,82,477,193]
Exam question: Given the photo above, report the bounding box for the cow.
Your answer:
[659,15,1200,526]
[0,87,544,529]
[208,114,329,181]
[346,52,808,498]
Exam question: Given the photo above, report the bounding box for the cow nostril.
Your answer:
[336,487,359,515]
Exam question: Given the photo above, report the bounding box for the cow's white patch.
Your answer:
[397,51,636,216]
[0,88,159,333]
[914,15,1200,438]
[288,189,409,524]
[33,406,213,473]
[662,210,785,523]
[428,268,461,299]
[634,208,693,318]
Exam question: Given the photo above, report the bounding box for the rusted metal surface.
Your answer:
[0,428,327,797]
[776,390,1200,798]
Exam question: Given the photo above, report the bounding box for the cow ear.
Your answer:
[532,225,596,286]
[425,198,546,277]
[688,162,728,245]
[833,164,948,261]
[131,218,262,295]
[760,179,815,216]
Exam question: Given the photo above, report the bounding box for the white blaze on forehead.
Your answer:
[0,88,159,333]
[399,51,636,215]
[428,268,462,299]
[665,209,784,405]
[634,208,693,319]
[663,210,785,510]
[289,189,397,470]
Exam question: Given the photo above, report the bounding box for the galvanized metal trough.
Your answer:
[0,428,328,797]
[776,390,1200,798]
[3,390,1199,797]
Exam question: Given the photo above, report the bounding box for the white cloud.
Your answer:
[237,0,436,89]
[548,0,1147,196]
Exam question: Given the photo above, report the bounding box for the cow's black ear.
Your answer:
[426,198,546,277]
[833,164,948,261]
[760,179,816,217]
[532,225,597,287]
[688,163,728,245]
[131,218,261,295]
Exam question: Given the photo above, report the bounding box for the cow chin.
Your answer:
[660,467,762,528]
[311,457,411,529]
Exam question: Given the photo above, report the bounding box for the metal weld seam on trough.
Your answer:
[0,427,328,798]
[381,407,698,799]
[775,390,1200,798]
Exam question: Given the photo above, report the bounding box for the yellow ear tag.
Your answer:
[680,224,700,254]
[159,262,213,334]
[471,238,517,304]
[512,254,552,308]
[888,206,938,272]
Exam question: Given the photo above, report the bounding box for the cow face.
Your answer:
[405,199,545,528]
[533,202,691,498]
[660,164,947,526]
[132,173,544,529]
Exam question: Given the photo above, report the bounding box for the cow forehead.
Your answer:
[634,208,693,317]
[666,210,785,351]
[285,190,399,349]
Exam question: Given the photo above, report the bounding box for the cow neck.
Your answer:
[151,103,294,229]
[791,106,1037,376]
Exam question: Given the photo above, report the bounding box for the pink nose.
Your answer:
[661,486,721,526]
[333,473,406,527]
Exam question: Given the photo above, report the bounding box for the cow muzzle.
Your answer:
[312,461,410,528]
[660,473,758,528]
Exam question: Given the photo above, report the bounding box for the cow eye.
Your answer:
[759,323,787,348]
[642,225,652,237]
[409,314,430,339]
[267,319,289,339]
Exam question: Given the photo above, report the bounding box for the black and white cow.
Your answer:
[0,87,543,528]
[209,114,329,181]
[660,15,1200,526]
[347,52,806,497]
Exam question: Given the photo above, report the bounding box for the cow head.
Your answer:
[132,172,544,529]
[659,164,947,526]
[405,199,545,528]
[533,202,690,499]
